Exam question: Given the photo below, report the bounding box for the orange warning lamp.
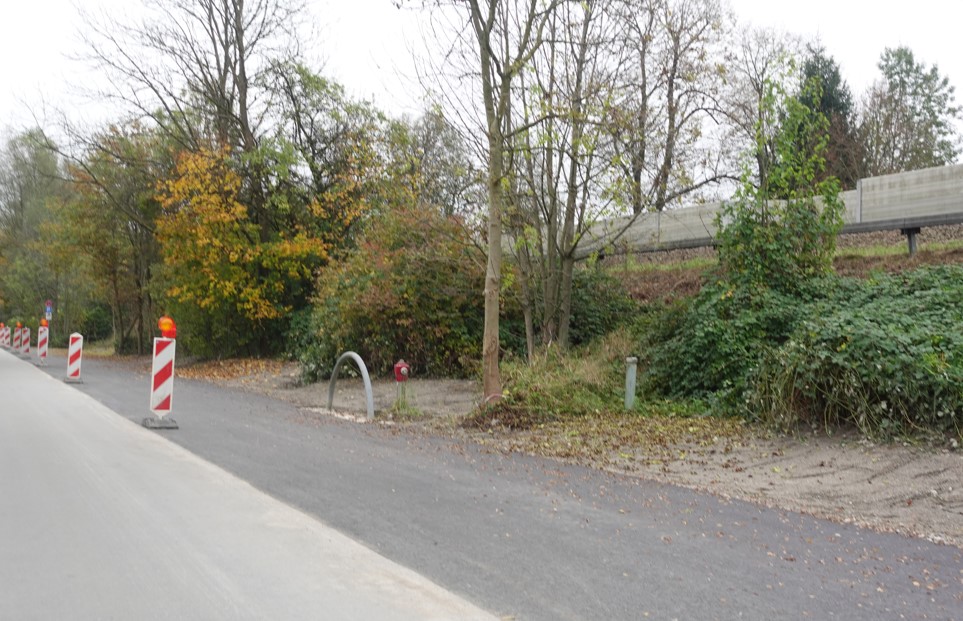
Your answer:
[158,315,177,339]
[40,318,48,327]
[16,322,22,328]
[0,322,4,328]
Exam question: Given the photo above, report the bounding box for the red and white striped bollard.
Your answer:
[145,336,178,429]
[144,316,179,429]
[65,333,84,382]
[20,327,30,356]
[150,337,176,415]
[37,326,48,364]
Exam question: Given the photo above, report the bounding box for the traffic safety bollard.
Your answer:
[65,333,84,383]
[19,328,30,357]
[144,337,178,429]
[144,315,179,430]
[36,326,48,365]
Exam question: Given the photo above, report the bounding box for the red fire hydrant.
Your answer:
[394,359,411,382]
[393,359,411,411]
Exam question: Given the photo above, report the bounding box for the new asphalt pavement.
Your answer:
[4,347,961,620]
[0,348,495,620]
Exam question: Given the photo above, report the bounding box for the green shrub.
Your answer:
[643,266,963,439]
[80,303,113,343]
[569,266,639,347]
[293,205,485,382]
[465,328,638,429]
[153,299,262,359]
[716,78,843,295]
[747,266,963,438]
[716,188,842,295]
[645,76,846,412]
[643,281,806,407]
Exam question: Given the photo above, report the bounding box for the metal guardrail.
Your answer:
[572,163,963,257]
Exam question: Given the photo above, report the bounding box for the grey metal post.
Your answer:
[396,381,408,409]
[624,356,638,411]
[901,227,921,256]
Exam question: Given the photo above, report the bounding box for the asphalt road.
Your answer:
[0,349,495,620]
[14,348,963,620]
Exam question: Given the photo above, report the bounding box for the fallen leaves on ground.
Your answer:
[468,411,757,470]
[177,358,285,381]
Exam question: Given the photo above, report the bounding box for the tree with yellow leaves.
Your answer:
[156,146,328,355]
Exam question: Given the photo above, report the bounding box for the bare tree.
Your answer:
[605,0,733,215]
[717,25,801,189]
[80,0,307,252]
[461,0,558,400]
[513,0,615,352]
[81,0,304,152]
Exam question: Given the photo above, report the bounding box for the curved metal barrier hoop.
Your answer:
[327,351,375,420]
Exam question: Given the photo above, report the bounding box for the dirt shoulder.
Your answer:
[176,358,962,549]
[620,430,962,547]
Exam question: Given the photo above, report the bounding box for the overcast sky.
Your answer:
[1,0,961,134]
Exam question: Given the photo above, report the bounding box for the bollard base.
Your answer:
[63,377,84,384]
[143,416,179,430]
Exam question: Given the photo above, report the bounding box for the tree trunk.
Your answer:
[555,4,590,346]
[482,163,503,400]
[517,247,536,363]
[556,254,575,347]
[471,0,503,402]
[111,271,126,352]
[470,0,552,400]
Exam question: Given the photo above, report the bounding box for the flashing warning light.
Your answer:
[158,315,177,339]
[0,322,4,328]
[16,322,22,328]
[40,318,48,327]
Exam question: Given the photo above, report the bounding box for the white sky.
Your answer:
[727,0,962,96]
[1,0,961,133]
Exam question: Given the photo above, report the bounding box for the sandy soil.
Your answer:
[620,431,962,548]
[194,360,962,549]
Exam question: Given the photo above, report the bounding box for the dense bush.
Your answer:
[293,206,485,382]
[643,281,807,407]
[644,266,963,438]
[290,210,637,383]
[568,266,639,347]
[81,303,114,344]
[716,189,842,294]
[716,78,843,295]
[747,266,963,437]
[155,298,264,358]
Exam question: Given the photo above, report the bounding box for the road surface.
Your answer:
[5,347,963,619]
[0,349,495,620]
